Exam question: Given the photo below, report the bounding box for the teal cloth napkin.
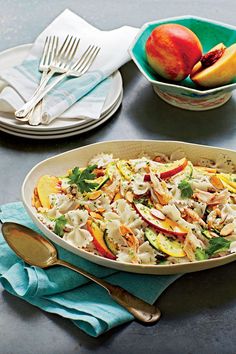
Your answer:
[0,202,181,337]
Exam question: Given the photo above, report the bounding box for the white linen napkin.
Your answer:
[0,9,138,124]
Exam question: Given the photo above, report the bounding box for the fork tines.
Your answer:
[53,35,80,68]
[40,35,59,69]
[72,45,100,74]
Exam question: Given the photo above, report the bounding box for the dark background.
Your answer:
[0,1,236,353]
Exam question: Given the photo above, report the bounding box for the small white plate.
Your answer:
[0,91,122,139]
[0,44,122,134]
[22,140,236,274]
[0,89,122,136]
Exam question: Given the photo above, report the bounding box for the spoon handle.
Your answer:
[56,259,161,324]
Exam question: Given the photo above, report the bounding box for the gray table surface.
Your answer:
[0,1,236,353]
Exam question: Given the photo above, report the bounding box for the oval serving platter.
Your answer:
[22,140,236,275]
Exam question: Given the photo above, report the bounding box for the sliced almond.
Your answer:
[113,192,122,201]
[119,225,138,250]
[90,211,103,220]
[154,190,171,205]
[84,205,92,213]
[125,191,134,203]
[150,208,166,220]
[97,208,106,213]
[88,190,102,200]
[220,222,235,236]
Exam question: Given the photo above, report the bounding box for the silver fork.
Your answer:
[19,36,59,124]
[15,45,100,119]
[16,35,59,123]
[15,35,80,119]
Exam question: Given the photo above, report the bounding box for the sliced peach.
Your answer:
[32,188,42,210]
[144,158,188,181]
[134,203,188,238]
[86,220,116,260]
[191,43,226,76]
[37,175,60,209]
[191,43,236,87]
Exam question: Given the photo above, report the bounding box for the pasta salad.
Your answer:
[32,150,236,265]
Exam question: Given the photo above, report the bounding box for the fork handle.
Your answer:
[14,68,57,119]
[15,72,68,118]
[28,70,49,125]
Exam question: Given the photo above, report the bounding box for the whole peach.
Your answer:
[145,24,202,81]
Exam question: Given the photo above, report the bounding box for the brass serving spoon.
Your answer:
[1,222,161,323]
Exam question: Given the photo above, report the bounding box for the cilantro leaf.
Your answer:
[206,237,231,256]
[195,247,208,261]
[68,165,99,193]
[54,215,67,237]
[178,179,193,199]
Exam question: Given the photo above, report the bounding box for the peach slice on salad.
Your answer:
[144,158,188,181]
[36,175,60,209]
[86,219,116,260]
[134,203,188,238]
[32,187,42,210]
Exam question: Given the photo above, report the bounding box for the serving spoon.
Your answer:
[1,222,161,324]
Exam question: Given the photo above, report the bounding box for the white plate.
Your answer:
[0,92,122,139]
[0,44,122,133]
[0,89,122,136]
[22,140,236,274]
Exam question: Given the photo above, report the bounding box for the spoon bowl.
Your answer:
[2,222,57,268]
[1,222,161,324]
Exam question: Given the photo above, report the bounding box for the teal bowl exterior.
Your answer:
[129,16,236,110]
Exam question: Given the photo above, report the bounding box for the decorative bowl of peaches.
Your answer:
[129,16,236,110]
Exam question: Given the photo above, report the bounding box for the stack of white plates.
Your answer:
[0,45,123,139]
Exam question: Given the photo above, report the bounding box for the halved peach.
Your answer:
[191,43,226,76]
[191,43,236,87]
[36,175,60,209]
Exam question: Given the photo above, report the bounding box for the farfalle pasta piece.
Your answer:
[67,209,89,227]
[138,241,157,265]
[64,227,93,248]
[88,153,115,168]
